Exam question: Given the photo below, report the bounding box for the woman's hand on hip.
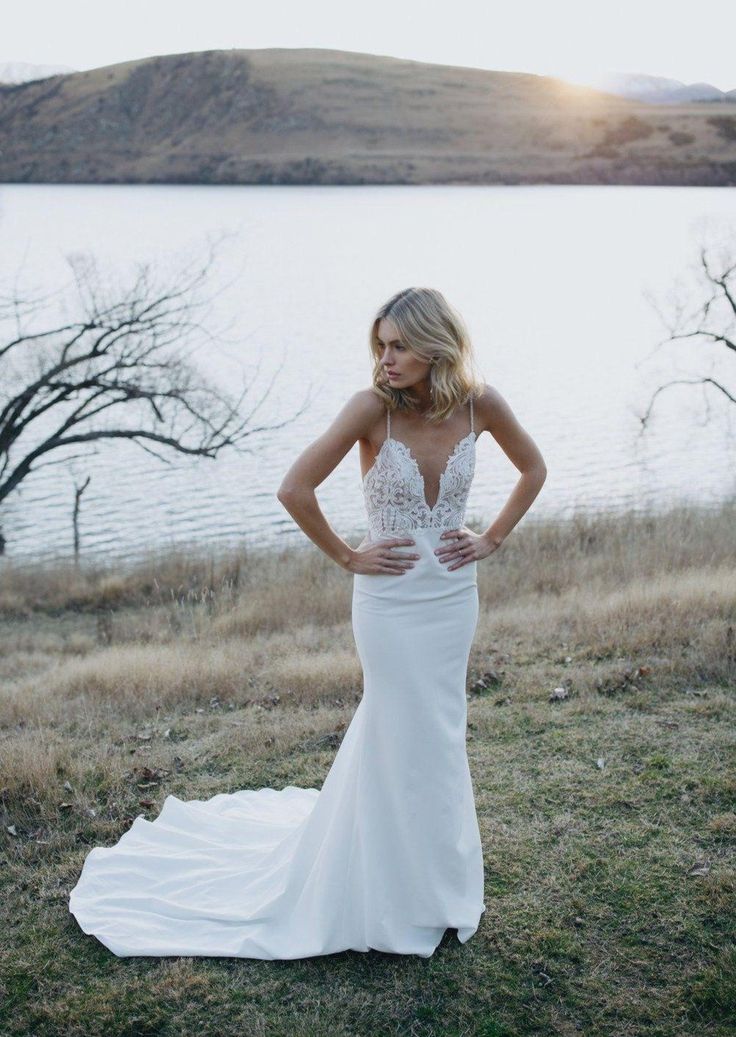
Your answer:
[347,538,420,575]
[434,527,503,570]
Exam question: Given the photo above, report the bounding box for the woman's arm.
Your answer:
[476,385,547,547]
[276,389,383,570]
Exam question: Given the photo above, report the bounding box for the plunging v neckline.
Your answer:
[363,430,476,514]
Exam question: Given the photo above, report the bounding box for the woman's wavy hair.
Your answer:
[369,287,484,423]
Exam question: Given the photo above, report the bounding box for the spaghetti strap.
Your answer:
[386,406,391,440]
[470,396,474,435]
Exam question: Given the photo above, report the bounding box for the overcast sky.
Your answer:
[4,0,735,91]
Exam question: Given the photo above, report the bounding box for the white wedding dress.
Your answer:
[69,396,486,959]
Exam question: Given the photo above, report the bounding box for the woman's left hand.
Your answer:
[434,527,503,570]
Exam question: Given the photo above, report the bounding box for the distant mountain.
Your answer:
[586,72,736,105]
[1,48,735,186]
[0,60,76,84]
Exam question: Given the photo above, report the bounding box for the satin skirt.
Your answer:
[68,526,485,959]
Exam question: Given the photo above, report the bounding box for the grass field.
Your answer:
[1,501,734,1036]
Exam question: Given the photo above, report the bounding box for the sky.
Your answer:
[3,0,735,92]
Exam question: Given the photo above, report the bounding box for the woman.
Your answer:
[68,287,546,960]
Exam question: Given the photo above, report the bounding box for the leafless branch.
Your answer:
[636,376,736,433]
[638,238,736,429]
[0,235,314,534]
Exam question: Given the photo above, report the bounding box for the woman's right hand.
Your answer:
[346,538,419,575]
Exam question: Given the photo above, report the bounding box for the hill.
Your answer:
[1,48,735,185]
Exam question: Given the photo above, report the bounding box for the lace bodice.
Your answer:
[362,397,477,540]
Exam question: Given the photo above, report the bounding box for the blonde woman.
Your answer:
[69,287,546,961]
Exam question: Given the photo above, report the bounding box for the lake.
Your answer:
[0,183,734,564]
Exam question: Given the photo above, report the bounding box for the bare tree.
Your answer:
[638,241,736,429]
[72,473,91,561]
[0,236,311,552]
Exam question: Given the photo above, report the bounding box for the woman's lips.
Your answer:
[387,372,399,378]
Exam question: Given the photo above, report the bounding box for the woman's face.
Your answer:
[376,318,431,389]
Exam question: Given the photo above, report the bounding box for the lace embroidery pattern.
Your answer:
[362,400,477,539]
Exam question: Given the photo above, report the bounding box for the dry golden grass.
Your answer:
[0,499,734,1036]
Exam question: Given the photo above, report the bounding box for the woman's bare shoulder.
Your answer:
[346,387,387,423]
[327,388,387,444]
[472,384,516,433]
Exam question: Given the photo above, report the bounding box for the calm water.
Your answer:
[0,183,734,564]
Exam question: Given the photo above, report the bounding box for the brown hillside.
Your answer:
[1,48,735,185]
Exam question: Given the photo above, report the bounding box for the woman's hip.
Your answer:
[352,526,478,606]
